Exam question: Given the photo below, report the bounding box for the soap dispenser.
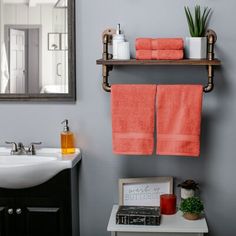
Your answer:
[112,24,125,59]
[61,119,75,155]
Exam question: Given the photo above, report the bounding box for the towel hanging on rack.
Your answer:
[111,84,156,155]
[156,85,203,157]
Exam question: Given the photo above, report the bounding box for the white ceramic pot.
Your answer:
[185,37,207,59]
[181,188,195,199]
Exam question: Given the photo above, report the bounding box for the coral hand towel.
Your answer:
[111,85,156,155]
[136,38,152,50]
[152,50,184,60]
[136,38,184,50]
[156,85,203,157]
[136,50,184,60]
[152,38,184,50]
[136,50,152,60]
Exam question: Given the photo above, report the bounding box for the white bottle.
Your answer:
[112,24,125,59]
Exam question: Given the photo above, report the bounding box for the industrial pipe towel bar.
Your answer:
[96,28,221,93]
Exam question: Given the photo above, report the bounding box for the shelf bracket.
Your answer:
[102,29,115,92]
[204,29,217,93]
[102,64,112,92]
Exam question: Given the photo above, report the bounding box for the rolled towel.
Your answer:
[136,50,184,60]
[111,85,156,155]
[156,85,203,157]
[136,38,184,50]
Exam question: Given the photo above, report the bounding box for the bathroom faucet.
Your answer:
[5,142,42,155]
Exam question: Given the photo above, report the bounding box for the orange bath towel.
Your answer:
[156,85,203,157]
[136,50,184,60]
[136,38,184,50]
[111,85,156,155]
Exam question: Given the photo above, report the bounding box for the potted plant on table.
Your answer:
[184,5,212,59]
[180,197,204,220]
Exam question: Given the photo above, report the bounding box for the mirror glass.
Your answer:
[0,0,75,101]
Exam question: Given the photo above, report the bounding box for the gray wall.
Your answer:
[0,0,235,235]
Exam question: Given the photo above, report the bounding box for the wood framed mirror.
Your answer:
[0,0,76,101]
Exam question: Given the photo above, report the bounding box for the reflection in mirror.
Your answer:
[0,0,69,95]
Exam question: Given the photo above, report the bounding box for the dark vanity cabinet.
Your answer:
[0,167,79,236]
[0,199,14,236]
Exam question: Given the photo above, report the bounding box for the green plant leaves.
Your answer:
[184,7,195,37]
[180,197,204,214]
[184,5,212,37]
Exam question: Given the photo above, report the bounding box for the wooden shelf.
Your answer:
[98,29,220,93]
[96,58,221,66]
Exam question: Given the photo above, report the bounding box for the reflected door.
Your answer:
[10,29,25,94]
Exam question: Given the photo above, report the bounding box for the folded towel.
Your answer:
[136,50,152,60]
[136,50,184,60]
[156,85,203,157]
[111,85,156,155]
[136,38,184,50]
[136,38,152,51]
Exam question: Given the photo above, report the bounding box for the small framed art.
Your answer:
[119,177,173,206]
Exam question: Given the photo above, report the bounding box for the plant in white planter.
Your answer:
[184,5,212,59]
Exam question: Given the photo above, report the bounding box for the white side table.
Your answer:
[107,205,208,236]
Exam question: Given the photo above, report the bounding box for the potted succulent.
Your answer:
[184,5,212,59]
[180,197,204,220]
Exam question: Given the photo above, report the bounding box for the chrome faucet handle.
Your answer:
[28,142,42,155]
[5,141,18,154]
[30,142,42,145]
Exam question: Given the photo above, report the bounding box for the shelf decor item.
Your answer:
[97,27,220,93]
[119,177,173,206]
[160,194,177,215]
[116,206,161,226]
[184,5,212,59]
[178,180,199,199]
[180,197,204,220]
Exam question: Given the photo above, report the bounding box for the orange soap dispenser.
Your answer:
[61,119,75,155]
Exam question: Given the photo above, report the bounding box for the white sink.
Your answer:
[0,148,81,189]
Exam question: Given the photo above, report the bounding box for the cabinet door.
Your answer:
[0,198,15,236]
[0,207,6,236]
[24,207,63,236]
[18,197,67,236]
